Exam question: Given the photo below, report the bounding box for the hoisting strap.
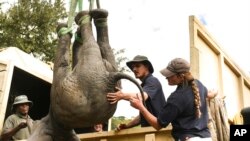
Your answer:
[57,27,73,37]
[67,0,82,27]
[59,0,83,37]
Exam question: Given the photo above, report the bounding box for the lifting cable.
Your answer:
[58,0,100,37]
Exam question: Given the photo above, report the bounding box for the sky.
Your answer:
[2,0,250,118]
[98,0,250,118]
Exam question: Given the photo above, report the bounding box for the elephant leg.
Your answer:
[90,9,117,72]
[54,23,72,81]
[28,113,81,141]
[74,11,103,64]
[72,27,82,68]
[49,112,81,141]
[66,131,81,141]
[27,115,54,141]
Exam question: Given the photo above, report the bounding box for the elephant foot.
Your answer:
[90,9,108,27]
[75,11,91,25]
[90,9,108,19]
[56,23,72,38]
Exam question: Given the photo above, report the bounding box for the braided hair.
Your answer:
[182,72,201,118]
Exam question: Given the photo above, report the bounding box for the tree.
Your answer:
[0,0,67,62]
[113,48,130,73]
[0,1,130,71]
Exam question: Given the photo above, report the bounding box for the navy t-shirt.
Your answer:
[140,74,166,127]
[157,79,211,140]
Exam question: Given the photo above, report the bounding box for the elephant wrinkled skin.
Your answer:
[27,9,144,141]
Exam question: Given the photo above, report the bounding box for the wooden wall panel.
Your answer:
[189,15,250,121]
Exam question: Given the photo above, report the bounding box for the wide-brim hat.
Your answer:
[12,95,33,107]
[126,55,154,73]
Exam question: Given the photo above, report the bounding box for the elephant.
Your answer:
[27,9,144,141]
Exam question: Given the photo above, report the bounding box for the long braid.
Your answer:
[183,72,201,118]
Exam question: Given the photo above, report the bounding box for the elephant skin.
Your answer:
[27,9,144,141]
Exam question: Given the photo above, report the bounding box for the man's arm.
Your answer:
[107,87,148,104]
[115,115,141,131]
[1,122,27,141]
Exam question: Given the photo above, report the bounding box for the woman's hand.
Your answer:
[207,89,218,99]
[129,94,144,110]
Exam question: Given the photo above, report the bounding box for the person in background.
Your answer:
[129,58,216,141]
[93,123,103,132]
[107,55,166,131]
[241,107,250,125]
[1,95,34,141]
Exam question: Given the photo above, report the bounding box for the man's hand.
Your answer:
[115,123,127,131]
[18,122,28,129]
[107,87,123,104]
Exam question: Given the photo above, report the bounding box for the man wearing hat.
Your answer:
[1,95,34,141]
[107,55,166,130]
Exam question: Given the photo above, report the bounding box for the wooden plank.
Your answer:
[79,126,174,141]
[0,61,14,133]
[145,133,155,141]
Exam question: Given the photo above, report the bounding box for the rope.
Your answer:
[78,0,83,12]
[67,0,101,28]
[67,0,78,28]
[62,0,84,36]
[89,0,95,10]
[96,0,101,9]
[88,0,100,10]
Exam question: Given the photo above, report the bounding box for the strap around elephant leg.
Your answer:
[58,27,73,38]
[94,18,107,27]
[78,15,91,26]
[74,33,83,43]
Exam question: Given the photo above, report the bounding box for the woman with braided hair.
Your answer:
[130,58,216,141]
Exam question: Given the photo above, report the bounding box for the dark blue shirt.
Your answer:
[140,74,166,127]
[157,79,211,140]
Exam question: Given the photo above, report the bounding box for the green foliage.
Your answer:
[111,116,132,130]
[0,1,129,70]
[111,116,140,130]
[0,0,67,62]
[113,48,130,73]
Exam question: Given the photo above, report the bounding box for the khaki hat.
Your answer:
[126,55,154,73]
[160,58,190,78]
[12,95,33,107]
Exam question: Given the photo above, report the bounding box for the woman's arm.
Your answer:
[129,96,162,130]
